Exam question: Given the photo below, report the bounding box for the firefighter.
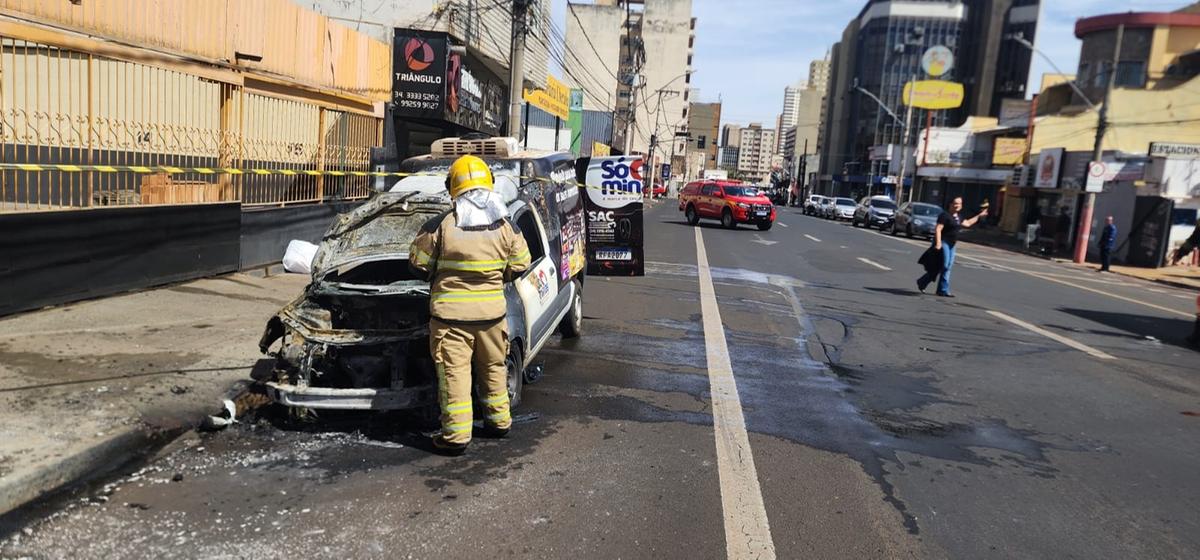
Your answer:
[410,155,531,455]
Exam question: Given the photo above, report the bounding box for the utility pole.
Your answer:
[506,0,530,139]
[1074,24,1124,264]
[646,133,657,197]
[896,74,916,203]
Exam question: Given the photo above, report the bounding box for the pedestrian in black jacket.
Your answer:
[1098,216,1117,272]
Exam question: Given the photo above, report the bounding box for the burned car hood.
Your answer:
[309,192,449,291]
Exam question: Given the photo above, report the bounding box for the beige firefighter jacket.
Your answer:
[410,211,531,324]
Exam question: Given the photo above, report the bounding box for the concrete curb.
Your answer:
[0,381,270,518]
[0,425,167,518]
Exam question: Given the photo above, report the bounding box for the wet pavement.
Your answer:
[2,203,1198,559]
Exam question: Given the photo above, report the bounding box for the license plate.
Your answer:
[596,250,632,261]
[755,211,768,217]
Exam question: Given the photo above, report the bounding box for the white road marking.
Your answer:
[987,310,1116,360]
[857,257,892,271]
[840,245,848,249]
[778,222,789,228]
[694,228,777,559]
[804,234,821,242]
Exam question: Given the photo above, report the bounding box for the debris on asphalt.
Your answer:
[201,399,238,431]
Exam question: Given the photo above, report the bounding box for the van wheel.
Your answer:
[506,344,524,409]
[722,209,736,229]
[559,279,583,338]
[685,205,699,225]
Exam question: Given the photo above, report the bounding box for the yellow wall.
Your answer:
[1030,74,1200,154]
[1149,24,1200,88]
[0,0,391,102]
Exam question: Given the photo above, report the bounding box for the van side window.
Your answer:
[515,212,546,264]
[701,184,716,196]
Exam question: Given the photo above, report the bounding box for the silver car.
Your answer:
[891,202,943,239]
[831,197,857,220]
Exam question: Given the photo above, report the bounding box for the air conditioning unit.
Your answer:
[431,136,520,158]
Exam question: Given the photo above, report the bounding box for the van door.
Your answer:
[512,209,563,352]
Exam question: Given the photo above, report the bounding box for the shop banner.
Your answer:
[392,30,448,119]
[577,156,644,276]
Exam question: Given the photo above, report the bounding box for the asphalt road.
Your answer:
[3,201,1198,559]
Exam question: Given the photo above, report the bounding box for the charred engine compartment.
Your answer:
[261,284,437,408]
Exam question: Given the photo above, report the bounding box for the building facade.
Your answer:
[735,124,776,181]
[818,0,1040,196]
[687,102,722,171]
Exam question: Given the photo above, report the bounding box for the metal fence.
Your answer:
[0,36,380,212]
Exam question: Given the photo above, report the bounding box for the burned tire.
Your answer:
[559,280,583,338]
[685,205,700,225]
[506,344,524,409]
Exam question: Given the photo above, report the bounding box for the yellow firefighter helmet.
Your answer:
[447,155,494,198]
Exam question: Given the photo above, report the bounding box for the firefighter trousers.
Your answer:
[429,318,512,445]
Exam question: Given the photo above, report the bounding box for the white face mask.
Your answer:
[454,188,509,228]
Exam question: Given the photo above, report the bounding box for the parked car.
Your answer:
[679,180,776,230]
[652,182,668,198]
[891,201,943,239]
[852,196,898,229]
[804,195,827,216]
[830,197,857,221]
[258,136,585,414]
[818,197,838,218]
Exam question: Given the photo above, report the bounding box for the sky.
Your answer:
[550,0,1196,127]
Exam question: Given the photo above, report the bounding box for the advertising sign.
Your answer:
[1149,142,1200,160]
[444,52,505,136]
[661,163,671,180]
[1034,148,1065,188]
[921,46,954,77]
[591,142,611,156]
[919,128,974,166]
[524,75,571,120]
[392,30,448,119]
[904,80,965,110]
[577,156,645,276]
[998,98,1033,128]
[992,137,1027,165]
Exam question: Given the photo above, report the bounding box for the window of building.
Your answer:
[1094,61,1112,88]
[687,54,693,66]
[1116,61,1146,88]
[682,108,688,119]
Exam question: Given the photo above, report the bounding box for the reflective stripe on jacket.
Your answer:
[410,212,531,323]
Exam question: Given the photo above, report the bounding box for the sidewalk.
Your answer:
[961,227,1200,292]
[0,272,308,516]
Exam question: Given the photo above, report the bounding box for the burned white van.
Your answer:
[258,137,586,413]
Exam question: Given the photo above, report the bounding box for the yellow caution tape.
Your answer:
[0,162,656,195]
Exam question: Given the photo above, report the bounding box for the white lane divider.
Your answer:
[857,257,892,271]
[804,234,821,242]
[987,310,1116,360]
[778,222,789,228]
[694,228,777,559]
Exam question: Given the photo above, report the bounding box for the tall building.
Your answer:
[736,123,776,180]
[809,56,832,93]
[818,0,1040,195]
[562,1,623,116]
[564,0,694,157]
[721,123,742,147]
[687,101,722,171]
